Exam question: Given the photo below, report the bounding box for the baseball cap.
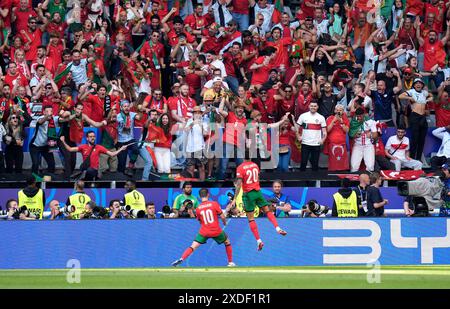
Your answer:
[212,76,223,83]
[413,78,424,85]
[403,67,413,74]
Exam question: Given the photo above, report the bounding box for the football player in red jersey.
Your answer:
[235,153,287,251]
[172,188,235,267]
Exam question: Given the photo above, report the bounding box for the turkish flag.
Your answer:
[380,170,430,180]
[327,142,349,171]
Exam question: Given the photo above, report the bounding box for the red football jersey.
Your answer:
[197,201,223,237]
[236,161,261,193]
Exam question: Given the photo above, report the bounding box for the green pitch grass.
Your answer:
[1,266,450,289]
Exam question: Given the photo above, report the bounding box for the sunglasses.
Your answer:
[11,117,17,120]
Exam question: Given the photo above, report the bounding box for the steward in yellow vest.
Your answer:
[332,178,358,218]
[123,180,146,212]
[66,180,92,219]
[17,177,45,220]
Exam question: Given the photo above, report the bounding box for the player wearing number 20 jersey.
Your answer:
[235,159,287,252]
[172,188,235,267]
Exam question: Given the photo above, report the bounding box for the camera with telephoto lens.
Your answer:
[184,199,194,209]
[119,205,131,212]
[397,176,446,214]
[302,200,329,217]
[60,205,76,216]
[129,209,146,218]
[12,205,40,219]
[90,206,108,219]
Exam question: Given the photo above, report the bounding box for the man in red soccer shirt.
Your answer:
[11,0,37,33]
[164,15,196,48]
[169,84,197,124]
[416,20,450,71]
[222,42,246,95]
[198,23,224,55]
[31,46,55,76]
[234,154,287,251]
[60,131,128,181]
[184,3,208,38]
[17,16,47,63]
[139,30,166,89]
[172,188,235,267]
[264,27,292,70]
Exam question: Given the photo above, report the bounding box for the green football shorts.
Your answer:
[194,231,227,244]
[242,190,270,212]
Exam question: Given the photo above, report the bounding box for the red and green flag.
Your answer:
[272,0,284,24]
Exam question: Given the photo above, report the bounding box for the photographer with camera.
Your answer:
[332,178,358,217]
[109,200,131,219]
[301,200,330,218]
[266,180,292,218]
[1,199,31,220]
[123,180,146,218]
[48,200,76,220]
[80,201,108,219]
[17,176,45,220]
[66,180,92,220]
[172,182,199,218]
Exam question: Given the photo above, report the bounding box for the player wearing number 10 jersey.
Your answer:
[235,158,287,251]
[172,188,235,267]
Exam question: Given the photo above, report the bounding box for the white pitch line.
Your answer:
[3,268,450,276]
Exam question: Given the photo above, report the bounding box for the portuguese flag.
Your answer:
[54,63,72,87]
[272,0,283,24]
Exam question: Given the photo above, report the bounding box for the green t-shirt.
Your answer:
[48,0,67,20]
[173,194,199,210]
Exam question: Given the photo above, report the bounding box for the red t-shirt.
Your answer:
[236,161,261,192]
[14,9,37,33]
[167,29,195,47]
[184,14,207,30]
[78,144,108,169]
[168,96,197,120]
[277,96,295,118]
[139,41,165,69]
[266,37,292,68]
[85,94,105,122]
[19,28,43,62]
[232,0,249,14]
[197,201,223,237]
[251,56,272,86]
[242,42,258,71]
[0,0,13,28]
[46,22,67,37]
[423,40,445,71]
[200,29,223,54]
[69,118,84,144]
[222,52,243,78]
[435,99,450,127]
[224,111,247,145]
[326,115,350,145]
[47,44,64,68]
[4,72,28,89]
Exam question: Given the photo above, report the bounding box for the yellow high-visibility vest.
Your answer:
[18,189,44,220]
[124,190,146,212]
[69,192,91,219]
[333,191,358,217]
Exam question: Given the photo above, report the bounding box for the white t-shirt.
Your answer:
[385,135,410,160]
[406,88,428,105]
[185,118,209,153]
[296,111,326,146]
[69,58,88,86]
[254,4,275,33]
[353,119,377,146]
[313,19,329,38]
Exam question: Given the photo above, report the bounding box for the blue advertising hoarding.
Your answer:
[1,218,449,269]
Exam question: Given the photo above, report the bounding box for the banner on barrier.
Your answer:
[1,218,449,269]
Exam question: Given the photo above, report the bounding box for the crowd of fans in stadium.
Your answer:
[0,0,449,182]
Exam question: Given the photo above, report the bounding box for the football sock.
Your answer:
[266,211,279,228]
[181,247,194,260]
[249,220,261,240]
[225,244,233,263]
